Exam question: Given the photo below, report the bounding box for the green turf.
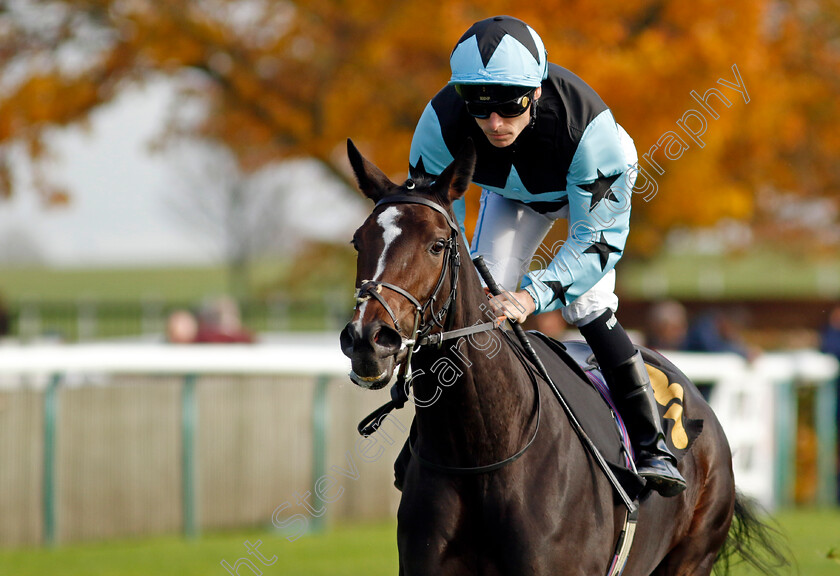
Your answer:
[0,509,837,576]
[619,251,840,299]
[0,522,398,576]
[0,265,284,302]
[1,249,839,304]
[742,508,840,576]
[0,262,351,338]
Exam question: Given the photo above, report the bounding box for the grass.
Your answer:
[0,509,837,576]
[0,522,398,576]
[0,261,351,338]
[758,508,840,576]
[0,263,287,302]
[619,251,840,299]
[2,249,840,304]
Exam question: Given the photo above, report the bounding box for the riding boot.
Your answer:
[602,351,687,497]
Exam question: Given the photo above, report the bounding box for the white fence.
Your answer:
[0,337,836,545]
[0,336,409,546]
[665,350,838,510]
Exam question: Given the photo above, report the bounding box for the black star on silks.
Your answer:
[544,280,571,306]
[579,170,622,212]
[457,16,541,68]
[584,232,622,271]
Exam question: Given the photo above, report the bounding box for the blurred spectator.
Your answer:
[818,304,840,503]
[683,307,759,360]
[195,296,255,343]
[819,305,840,360]
[166,309,198,344]
[645,300,688,351]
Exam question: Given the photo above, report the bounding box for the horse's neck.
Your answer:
[410,254,536,464]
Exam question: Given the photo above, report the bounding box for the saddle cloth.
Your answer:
[523,331,704,499]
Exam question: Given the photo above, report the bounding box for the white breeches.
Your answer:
[468,191,618,327]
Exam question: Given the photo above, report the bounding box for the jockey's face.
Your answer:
[474,86,541,148]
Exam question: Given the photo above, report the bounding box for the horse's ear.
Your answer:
[433,138,476,204]
[347,139,396,202]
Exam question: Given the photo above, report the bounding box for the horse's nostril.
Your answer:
[344,321,402,358]
[371,325,403,352]
[339,323,359,355]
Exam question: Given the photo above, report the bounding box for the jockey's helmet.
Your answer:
[449,16,548,90]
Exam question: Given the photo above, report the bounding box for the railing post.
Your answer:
[310,375,329,534]
[773,379,796,508]
[816,378,838,506]
[182,374,198,538]
[43,373,61,546]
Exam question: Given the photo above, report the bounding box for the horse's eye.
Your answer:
[350,238,359,252]
[430,239,446,255]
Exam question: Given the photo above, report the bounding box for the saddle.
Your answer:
[392,331,703,502]
[523,332,703,498]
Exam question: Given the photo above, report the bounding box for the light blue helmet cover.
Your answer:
[449,16,548,87]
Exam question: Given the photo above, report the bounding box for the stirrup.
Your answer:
[637,459,687,497]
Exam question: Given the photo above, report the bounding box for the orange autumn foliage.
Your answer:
[0,1,838,254]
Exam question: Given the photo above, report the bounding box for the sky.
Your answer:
[0,80,368,268]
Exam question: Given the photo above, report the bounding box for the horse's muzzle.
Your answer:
[340,320,404,389]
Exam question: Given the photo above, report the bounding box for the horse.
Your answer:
[339,138,788,576]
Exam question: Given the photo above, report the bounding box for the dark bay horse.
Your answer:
[339,139,787,576]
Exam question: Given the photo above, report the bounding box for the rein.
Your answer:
[408,328,542,475]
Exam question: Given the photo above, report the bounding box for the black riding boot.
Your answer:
[578,309,686,497]
[603,351,687,497]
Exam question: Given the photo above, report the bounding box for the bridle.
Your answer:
[354,195,459,347]
[353,193,498,368]
[353,192,541,475]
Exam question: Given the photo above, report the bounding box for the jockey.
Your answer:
[408,15,686,496]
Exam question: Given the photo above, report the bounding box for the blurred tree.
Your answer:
[0,1,838,255]
[277,239,356,299]
[0,0,460,199]
[164,140,291,300]
[0,226,46,265]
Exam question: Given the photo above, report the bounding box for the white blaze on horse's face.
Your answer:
[354,206,403,331]
[374,207,402,281]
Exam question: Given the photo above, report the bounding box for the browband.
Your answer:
[375,195,459,232]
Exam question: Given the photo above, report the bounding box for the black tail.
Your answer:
[714,492,793,575]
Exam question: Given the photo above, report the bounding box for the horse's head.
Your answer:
[340,138,476,389]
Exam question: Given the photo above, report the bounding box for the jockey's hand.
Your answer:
[485,288,536,324]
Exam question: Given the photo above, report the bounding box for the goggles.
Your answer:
[456,85,535,119]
